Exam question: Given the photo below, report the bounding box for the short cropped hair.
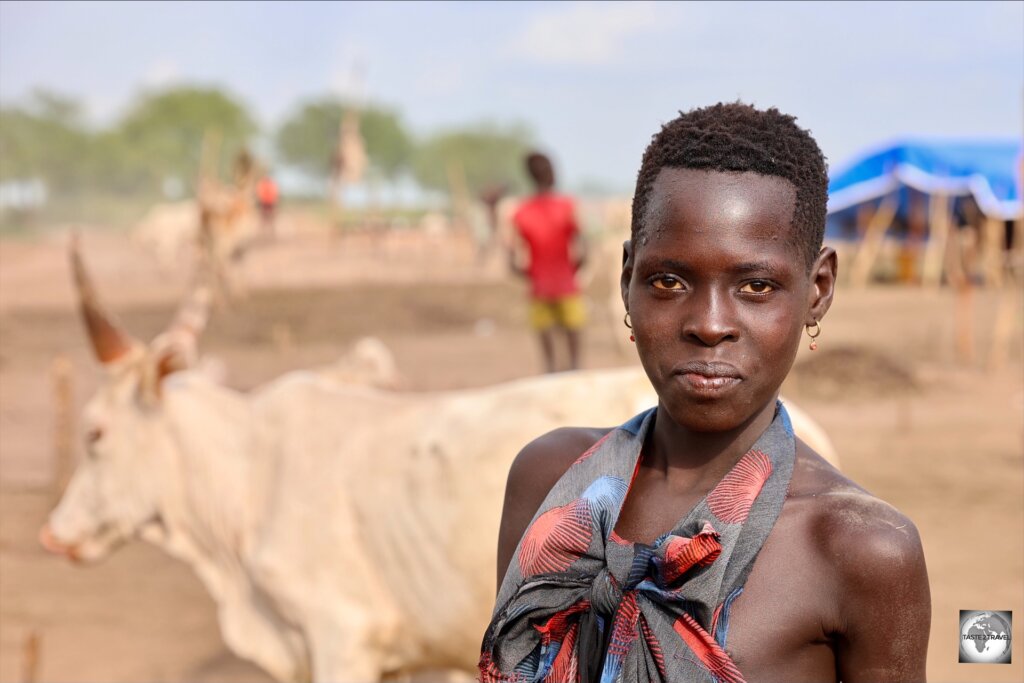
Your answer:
[631,102,829,268]
[525,152,555,188]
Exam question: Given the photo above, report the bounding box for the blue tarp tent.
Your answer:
[826,139,1022,240]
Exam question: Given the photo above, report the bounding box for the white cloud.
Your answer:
[509,1,662,66]
[141,58,180,88]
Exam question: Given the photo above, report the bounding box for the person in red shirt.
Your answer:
[256,174,279,238]
[509,152,588,373]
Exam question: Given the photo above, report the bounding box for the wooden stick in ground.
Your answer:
[952,284,976,366]
[988,278,1019,371]
[849,193,899,288]
[329,115,347,243]
[446,159,472,234]
[982,216,1006,288]
[50,355,74,502]
[943,210,975,365]
[921,192,950,289]
[988,218,1023,371]
[329,174,345,243]
[22,629,40,683]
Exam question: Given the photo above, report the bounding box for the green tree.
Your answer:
[0,90,93,193]
[411,123,534,198]
[116,85,257,190]
[276,98,413,181]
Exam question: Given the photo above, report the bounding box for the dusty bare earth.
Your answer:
[0,223,1021,682]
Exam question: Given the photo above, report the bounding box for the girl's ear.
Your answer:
[806,246,838,325]
[620,240,634,310]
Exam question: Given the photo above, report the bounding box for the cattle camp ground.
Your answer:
[0,212,1022,682]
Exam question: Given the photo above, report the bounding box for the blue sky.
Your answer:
[1,0,1021,192]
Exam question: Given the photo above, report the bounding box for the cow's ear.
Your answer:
[156,344,192,379]
[142,333,196,401]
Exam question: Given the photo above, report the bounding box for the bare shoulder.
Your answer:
[729,440,929,679]
[506,426,611,503]
[789,438,925,575]
[495,426,612,589]
[787,439,930,679]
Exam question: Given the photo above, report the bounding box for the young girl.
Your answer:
[480,103,930,682]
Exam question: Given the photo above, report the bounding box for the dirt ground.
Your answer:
[1,223,1021,682]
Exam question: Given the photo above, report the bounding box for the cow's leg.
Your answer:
[305,608,389,683]
[217,585,310,682]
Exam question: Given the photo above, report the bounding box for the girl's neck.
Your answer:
[646,397,778,490]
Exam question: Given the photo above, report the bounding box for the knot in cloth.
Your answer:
[590,567,623,615]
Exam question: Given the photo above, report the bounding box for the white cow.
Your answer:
[132,182,260,300]
[41,239,839,682]
[132,200,199,268]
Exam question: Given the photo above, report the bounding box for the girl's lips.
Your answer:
[671,360,742,379]
[675,372,741,396]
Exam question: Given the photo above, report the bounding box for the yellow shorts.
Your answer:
[529,295,587,331]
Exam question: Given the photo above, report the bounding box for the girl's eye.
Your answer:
[740,280,774,294]
[651,276,683,290]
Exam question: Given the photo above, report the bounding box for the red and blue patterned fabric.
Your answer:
[480,404,796,683]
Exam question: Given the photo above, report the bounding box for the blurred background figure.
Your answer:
[256,172,279,239]
[476,182,508,261]
[508,152,587,373]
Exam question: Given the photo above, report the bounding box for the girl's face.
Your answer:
[623,168,835,434]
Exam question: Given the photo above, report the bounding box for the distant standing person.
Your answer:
[256,174,279,238]
[509,152,587,373]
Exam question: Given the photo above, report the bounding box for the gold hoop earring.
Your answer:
[806,321,821,351]
[623,312,635,343]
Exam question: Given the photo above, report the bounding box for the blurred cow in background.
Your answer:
[197,160,259,260]
[133,152,261,299]
[132,200,199,268]
[40,238,838,682]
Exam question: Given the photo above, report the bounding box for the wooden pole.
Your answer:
[989,146,1024,369]
[330,176,345,243]
[21,629,40,683]
[849,193,899,288]
[446,159,472,234]
[988,218,1022,371]
[952,283,976,366]
[50,355,73,502]
[329,113,346,241]
[335,107,368,238]
[941,202,976,365]
[987,278,1018,371]
[903,190,928,284]
[981,216,1006,288]
[921,192,950,288]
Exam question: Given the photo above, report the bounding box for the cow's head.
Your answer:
[39,235,211,563]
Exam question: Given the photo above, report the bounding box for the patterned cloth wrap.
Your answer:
[480,403,797,683]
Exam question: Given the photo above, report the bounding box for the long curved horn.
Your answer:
[167,266,212,340]
[147,266,213,386]
[69,233,139,364]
